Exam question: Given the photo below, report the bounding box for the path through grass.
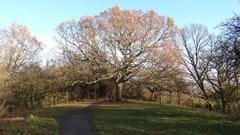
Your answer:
[0,102,87,135]
[1,101,240,135]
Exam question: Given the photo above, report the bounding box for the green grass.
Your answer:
[23,116,59,135]
[0,102,85,135]
[38,104,83,117]
[0,116,59,135]
[2,101,240,135]
[91,101,240,135]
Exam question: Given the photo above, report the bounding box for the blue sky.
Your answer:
[0,0,239,59]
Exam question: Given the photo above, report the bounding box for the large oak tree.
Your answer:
[56,6,177,100]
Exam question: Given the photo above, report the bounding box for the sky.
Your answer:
[0,0,239,60]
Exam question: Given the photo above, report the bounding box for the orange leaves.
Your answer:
[56,6,180,83]
[7,23,41,49]
[167,17,175,27]
[110,6,121,16]
[9,23,29,36]
[0,23,42,72]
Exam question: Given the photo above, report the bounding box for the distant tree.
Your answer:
[172,75,190,105]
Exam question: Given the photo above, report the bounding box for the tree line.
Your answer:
[0,7,239,117]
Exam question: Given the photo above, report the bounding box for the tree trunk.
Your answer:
[177,92,181,105]
[87,89,90,98]
[151,91,155,101]
[206,101,213,111]
[94,83,98,99]
[169,92,173,104]
[116,82,123,100]
[109,83,117,101]
[66,91,69,103]
[159,91,162,104]
[221,98,227,113]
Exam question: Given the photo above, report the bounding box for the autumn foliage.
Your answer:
[0,7,239,118]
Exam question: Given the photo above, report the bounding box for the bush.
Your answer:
[228,102,240,119]
[0,100,8,118]
[185,98,206,109]
[213,101,222,111]
[194,103,204,109]
[185,98,194,108]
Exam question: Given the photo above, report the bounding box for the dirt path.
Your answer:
[57,104,96,135]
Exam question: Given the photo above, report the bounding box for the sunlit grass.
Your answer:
[91,101,240,135]
[0,115,59,135]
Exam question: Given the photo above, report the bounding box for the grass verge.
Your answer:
[0,116,58,135]
[91,101,240,135]
[0,102,85,135]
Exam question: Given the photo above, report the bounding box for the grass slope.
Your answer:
[0,116,58,135]
[91,101,240,135]
[0,102,85,135]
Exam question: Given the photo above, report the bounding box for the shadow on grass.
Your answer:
[0,116,59,135]
[38,106,82,118]
[1,102,92,135]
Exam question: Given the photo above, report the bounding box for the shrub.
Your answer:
[0,100,8,118]
[194,103,204,109]
[185,98,194,108]
[213,101,222,111]
[228,102,240,119]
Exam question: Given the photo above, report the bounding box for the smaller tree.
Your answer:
[219,14,240,64]
[180,24,215,111]
[9,63,47,108]
[205,15,240,113]
[0,66,9,99]
[207,40,239,113]
[137,40,184,102]
[0,23,42,109]
[172,73,190,105]
[0,23,42,73]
